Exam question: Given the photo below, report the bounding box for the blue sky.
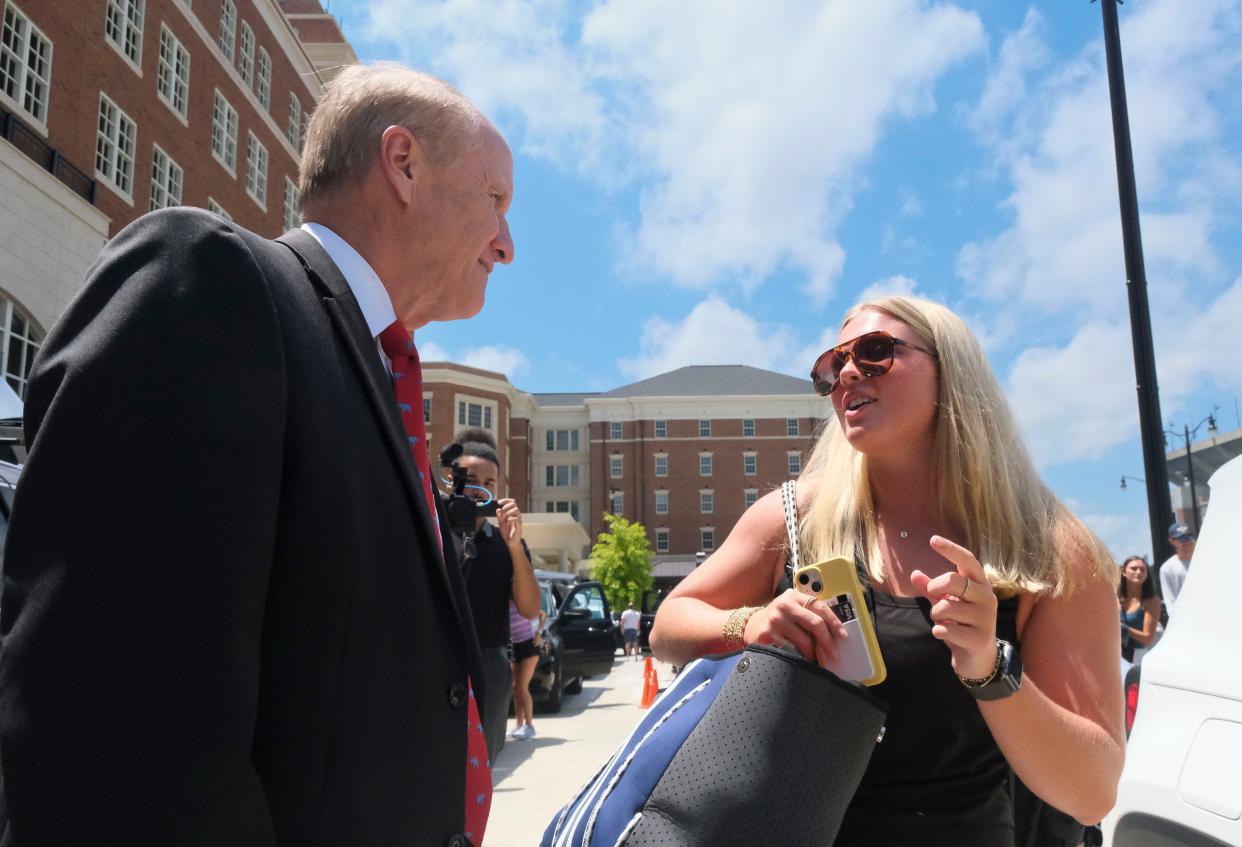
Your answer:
[326,0,1242,561]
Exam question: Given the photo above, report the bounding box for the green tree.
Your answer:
[589,513,654,609]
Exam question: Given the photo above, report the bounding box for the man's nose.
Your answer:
[493,216,514,265]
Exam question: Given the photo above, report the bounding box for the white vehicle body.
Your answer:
[1103,454,1242,846]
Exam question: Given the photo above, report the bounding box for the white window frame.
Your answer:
[609,454,623,479]
[287,92,302,149]
[211,89,238,173]
[611,492,624,516]
[654,490,668,515]
[0,295,43,399]
[104,0,144,72]
[155,24,190,121]
[282,176,300,231]
[700,527,716,552]
[237,20,253,86]
[654,453,668,478]
[245,131,268,209]
[744,488,758,509]
[655,528,669,553]
[609,421,623,440]
[423,395,432,424]
[700,490,713,514]
[787,451,802,475]
[95,92,136,201]
[699,452,713,476]
[1,1,53,128]
[743,452,757,476]
[217,0,235,60]
[206,197,231,221]
[455,395,497,432]
[787,418,800,436]
[256,46,271,108]
[148,144,182,210]
[654,419,667,438]
[742,418,755,437]
[698,419,711,438]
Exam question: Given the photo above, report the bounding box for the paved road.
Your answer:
[485,653,674,847]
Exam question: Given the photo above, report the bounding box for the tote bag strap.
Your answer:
[780,479,800,585]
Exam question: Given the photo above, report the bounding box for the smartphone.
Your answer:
[793,557,886,686]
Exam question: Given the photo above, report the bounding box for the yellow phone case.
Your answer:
[793,556,887,686]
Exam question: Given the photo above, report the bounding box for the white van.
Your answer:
[1102,454,1242,846]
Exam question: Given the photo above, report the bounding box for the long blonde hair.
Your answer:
[799,295,1114,596]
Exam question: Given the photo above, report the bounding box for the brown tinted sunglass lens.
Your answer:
[854,333,895,373]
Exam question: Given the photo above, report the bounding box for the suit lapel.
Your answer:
[276,230,463,615]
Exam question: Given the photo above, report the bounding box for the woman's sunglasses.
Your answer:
[810,330,938,396]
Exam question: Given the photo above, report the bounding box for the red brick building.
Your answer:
[0,0,353,400]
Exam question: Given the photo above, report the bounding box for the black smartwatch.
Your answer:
[958,639,1022,701]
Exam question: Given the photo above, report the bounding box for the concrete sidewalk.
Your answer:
[484,653,674,847]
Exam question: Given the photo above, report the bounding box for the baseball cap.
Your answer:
[1168,522,1196,541]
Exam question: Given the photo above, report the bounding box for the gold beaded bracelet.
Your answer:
[722,606,763,650]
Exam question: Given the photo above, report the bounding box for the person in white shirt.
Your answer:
[1159,522,1196,619]
[620,603,643,659]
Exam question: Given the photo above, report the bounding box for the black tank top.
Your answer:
[779,559,1019,846]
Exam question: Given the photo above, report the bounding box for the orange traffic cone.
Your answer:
[640,656,659,708]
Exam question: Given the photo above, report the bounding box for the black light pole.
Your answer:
[1097,0,1174,565]
[1166,413,1218,533]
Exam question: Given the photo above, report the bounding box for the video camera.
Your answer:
[438,443,499,540]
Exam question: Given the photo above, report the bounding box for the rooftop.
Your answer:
[598,365,813,399]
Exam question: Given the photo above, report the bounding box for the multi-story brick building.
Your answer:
[0,0,353,403]
[422,361,825,574]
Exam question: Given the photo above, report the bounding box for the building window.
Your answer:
[546,429,579,451]
[744,489,758,509]
[282,177,299,231]
[0,296,43,398]
[546,500,581,521]
[743,452,757,475]
[211,90,238,172]
[104,0,144,68]
[423,397,432,424]
[287,93,302,149]
[787,418,800,436]
[217,0,235,60]
[654,419,667,438]
[545,465,579,487]
[206,197,231,221]
[156,25,190,118]
[1,3,53,126]
[654,454,668,477]
[237,20,253,85]
[742,418,755,437]
[610,421,623,439]
[655,490,668,515]
[95,92,136,199]
[256,47,271,108]
[699,453,713,476]
[698,419,711,437]
[245,132,268,207]
[655,528,669,553]
[456,400,494,430]
[700,490,713,514]
[787,451,802,475]
[700,527,715,552]
[148,145,182,210]
[610,454,623,479]
[611,492,624,516]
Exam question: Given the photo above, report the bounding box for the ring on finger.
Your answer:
[959,579,972,601]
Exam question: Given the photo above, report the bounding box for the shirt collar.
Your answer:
[300,222,396,338]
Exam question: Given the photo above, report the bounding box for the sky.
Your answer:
[324,0,1242,562]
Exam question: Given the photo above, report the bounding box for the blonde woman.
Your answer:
[650,296,1124,846]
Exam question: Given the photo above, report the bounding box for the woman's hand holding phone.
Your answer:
[742,589,848,668]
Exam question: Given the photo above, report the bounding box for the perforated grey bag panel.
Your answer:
[626,647,885,846]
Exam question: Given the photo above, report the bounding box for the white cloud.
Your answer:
[459,345,530,378]
[617,297,798,379]
[898,190,923,218]
[856,274,920,304]
[1073,505,1152,563]
[418,340,452,362]
[365,0,985,301]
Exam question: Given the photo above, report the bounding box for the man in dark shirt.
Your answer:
[451,429,541,763]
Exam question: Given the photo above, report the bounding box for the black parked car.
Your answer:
[530,570,616,713]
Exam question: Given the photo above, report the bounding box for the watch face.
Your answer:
[974,640,1022,701]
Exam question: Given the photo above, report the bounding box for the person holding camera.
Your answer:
[448,428,541,764]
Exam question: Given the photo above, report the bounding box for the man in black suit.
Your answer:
[0,62,513,847]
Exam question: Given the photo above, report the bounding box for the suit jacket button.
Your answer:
[447,835,469,847]
[448,682,467,707]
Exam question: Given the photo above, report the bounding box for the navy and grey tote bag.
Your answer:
[540,643,887,847]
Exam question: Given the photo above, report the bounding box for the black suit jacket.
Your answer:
[0,209,486,847]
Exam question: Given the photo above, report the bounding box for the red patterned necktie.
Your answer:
[379,320,491,846]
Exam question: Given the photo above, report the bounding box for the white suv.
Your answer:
[1103,454,1242,846]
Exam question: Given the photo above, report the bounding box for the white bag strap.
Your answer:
[780,479,800,571]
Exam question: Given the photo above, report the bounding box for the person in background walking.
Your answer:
[1118,555,1161,664]
[509,604,545,740]
[620,602,643,660]
[1159,522,1195,619]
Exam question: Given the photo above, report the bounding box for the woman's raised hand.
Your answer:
[742,589,849,668]
[910,535,999,680]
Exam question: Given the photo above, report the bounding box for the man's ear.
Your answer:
[378,125,427,205]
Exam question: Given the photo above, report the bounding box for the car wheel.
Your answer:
[565,676,583,695]
[543,658,563,713]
